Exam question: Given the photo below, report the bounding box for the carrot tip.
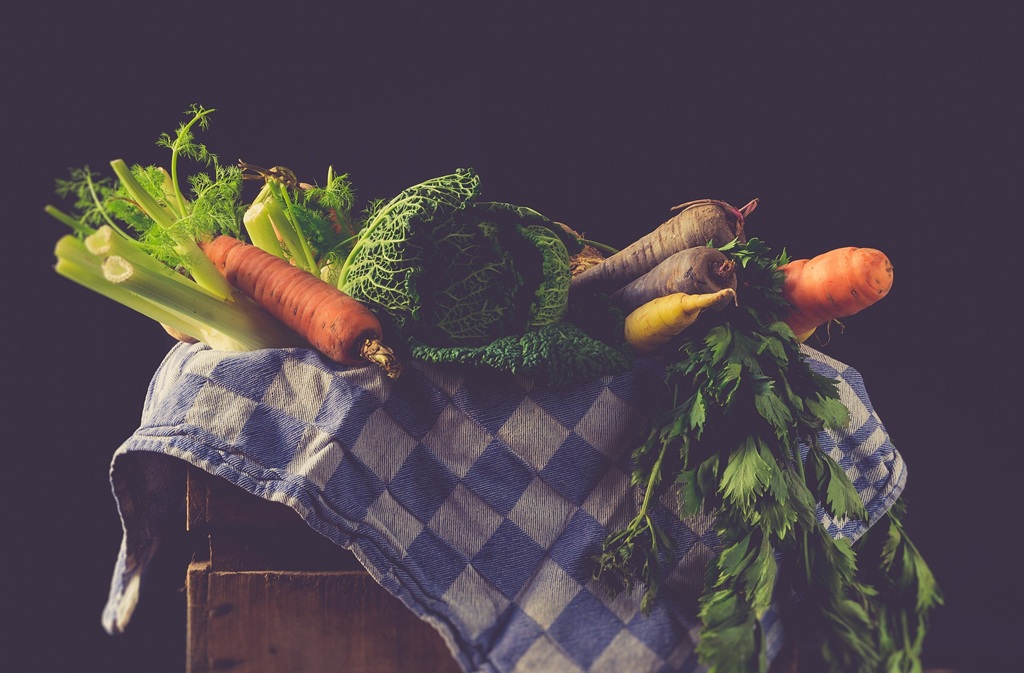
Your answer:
[361,338,403,379]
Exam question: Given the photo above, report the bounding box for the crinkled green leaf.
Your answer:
[410,318,631,387]
[339,169,481,327]
[516,223,571,328]
[418,218,522,345]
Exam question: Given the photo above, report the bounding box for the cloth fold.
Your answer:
[103,343,906,673]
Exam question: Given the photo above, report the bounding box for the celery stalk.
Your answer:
[85,226,221,297]
[47,105,376,362]
[55,236,210,345]
[44,204,95,237]
[100,255,304,351]
[109,159,177,230]
[55,235,305,353]
[242,183,286,258]
[253,181,319,274]
[109,159,235,300]
[269,181,319,273]
[156,167,185,220]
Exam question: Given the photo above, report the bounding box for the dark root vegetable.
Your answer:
[569,198,756,296]
[611,246,738,314]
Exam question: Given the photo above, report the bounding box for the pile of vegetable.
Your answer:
[328,169,632,385]
[50,107,381,370]
[48,106,939,672]
[564,197,937,672]
[587,238,936,673]
[51,106,631,386]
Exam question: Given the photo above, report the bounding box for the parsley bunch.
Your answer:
[592,239,940,672]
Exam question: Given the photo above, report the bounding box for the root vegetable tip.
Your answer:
[361,338,402,379]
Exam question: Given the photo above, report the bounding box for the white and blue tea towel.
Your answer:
[102,343,906,672]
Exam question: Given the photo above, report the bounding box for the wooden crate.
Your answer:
[183,467,806,673]
[185,467,461,673]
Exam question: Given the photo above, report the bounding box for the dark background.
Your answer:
[5,2,1020,672]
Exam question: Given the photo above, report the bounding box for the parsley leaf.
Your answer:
[720,437,775,513]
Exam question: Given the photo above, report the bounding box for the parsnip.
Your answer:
[624,288,737,353]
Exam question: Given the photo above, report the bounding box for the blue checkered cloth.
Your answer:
[101,342,906,672]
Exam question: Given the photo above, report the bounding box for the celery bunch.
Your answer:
[49,105,353,353]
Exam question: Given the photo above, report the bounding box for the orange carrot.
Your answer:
[569,198,756,296]
[779,246,893,340]
[202,235,401,377]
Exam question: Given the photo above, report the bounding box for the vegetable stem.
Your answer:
[243,184,287,259]
[100,252,304,350]
[44,204,94,237]
[85,225,220,297]
[54,236,210,344]
[639,436,667,520]
[269,180,319,273]
[110,159,235,299]
[83,169,123,232]
[791,441,813,584]
[109,159,176,229]
[55,234,304,352]
[578,237,619,256]
[167,106,214,215]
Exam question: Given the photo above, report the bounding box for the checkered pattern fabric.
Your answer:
[102,342,906,672]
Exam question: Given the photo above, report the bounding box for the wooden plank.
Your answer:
[183,470,802,672]
[187,467,304,531]
[202,570,462,673]
[185,467,461,672]
[187,466,364,572]
[207,525,365,573]
[186,559,211,673]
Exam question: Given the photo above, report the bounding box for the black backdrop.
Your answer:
[6,3,1021,672]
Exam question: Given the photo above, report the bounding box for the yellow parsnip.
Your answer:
[624,288,737,353]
